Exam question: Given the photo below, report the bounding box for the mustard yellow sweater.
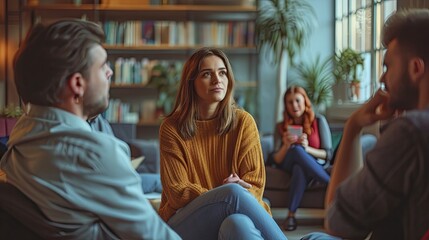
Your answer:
[158,109,270,221]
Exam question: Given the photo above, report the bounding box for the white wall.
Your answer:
[258,0,335,134]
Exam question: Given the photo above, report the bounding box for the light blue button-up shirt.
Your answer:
[0,105,180,240]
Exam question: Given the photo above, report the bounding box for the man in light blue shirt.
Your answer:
[88,114,163,195]
[0,19,180,239]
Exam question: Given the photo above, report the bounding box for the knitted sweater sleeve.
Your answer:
[232,111,270,213]
[158,119,208,220]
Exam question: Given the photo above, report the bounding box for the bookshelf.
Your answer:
[22,0,259,140]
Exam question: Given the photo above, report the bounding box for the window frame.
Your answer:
[334,0,396,102]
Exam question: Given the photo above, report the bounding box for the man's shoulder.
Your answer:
[403,108,429,132]
[381,108,429,140]
[12,118,127,155]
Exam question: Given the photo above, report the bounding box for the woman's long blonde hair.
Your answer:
[282,86,315,135]
[167,47,237,139]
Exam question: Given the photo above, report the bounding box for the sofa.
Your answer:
[110,123,160,174]
[260,134,329,209]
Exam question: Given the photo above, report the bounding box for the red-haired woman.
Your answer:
[269,86,332,231]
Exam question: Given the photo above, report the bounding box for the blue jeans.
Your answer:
[139,173,162,193]
[301,232,342,240]
[279,145,330,212]
[167,184,287,240]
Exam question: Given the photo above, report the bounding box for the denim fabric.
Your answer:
[0,137,7,159]
[167,184,287,240]
[279,145,330,212]
[301,232,342,240]
[218,214,263,240]
[140,173,162,193]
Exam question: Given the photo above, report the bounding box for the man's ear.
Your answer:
[68,72,85,97]
[408,57,425,84]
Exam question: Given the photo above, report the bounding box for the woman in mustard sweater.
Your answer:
[158,47,286,240]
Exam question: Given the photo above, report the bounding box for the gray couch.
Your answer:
[110,123,160,174]
[260,114,334,210]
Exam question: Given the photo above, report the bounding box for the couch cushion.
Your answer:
[265,166,328,191]
[265,166,292,190]
[260,134,274,163]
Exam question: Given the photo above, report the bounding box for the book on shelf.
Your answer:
[110,58,183,86]
[110,58,151,85]
[174,0,255,6]
[103,20,255,47]
[103,0,255,6]
[105,99,139,124]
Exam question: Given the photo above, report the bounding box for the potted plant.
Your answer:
[294,55,334,113]
[332,48,364,102]
[0,104,23,136]
[256,0,316,122]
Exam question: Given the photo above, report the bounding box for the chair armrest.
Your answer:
[260,134,274,164]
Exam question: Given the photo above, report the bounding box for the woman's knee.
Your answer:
[281,145,308,168]
[212,184,256,208]
[219,214,262,240]
[221,214,253,228]
[287,144,307,157]
[217,183,248,197]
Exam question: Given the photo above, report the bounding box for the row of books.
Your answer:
[105,99,139,123]
[109,58,183,85]
[106,98,160,124]
[110,58,150,85]
[103,20,255,47]
[103,0,255,6]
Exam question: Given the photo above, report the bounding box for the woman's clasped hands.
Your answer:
[223,173,252,189]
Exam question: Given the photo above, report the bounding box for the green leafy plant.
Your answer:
[294,56,334,110]
[0,104,23,118]
[148,61,181,115]
[332,48,364,84]
[256,0,316,121]
[256,0,316,65]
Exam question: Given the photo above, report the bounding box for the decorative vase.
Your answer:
[332,82,349,104]
[350,82,360,101]
[0,117,18,137]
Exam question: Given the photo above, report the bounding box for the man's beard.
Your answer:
[389,70,419,111]
[83,96,109,119]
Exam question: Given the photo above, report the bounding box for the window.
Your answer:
[335,0,396,102]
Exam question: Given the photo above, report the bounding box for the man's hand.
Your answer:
[349,89,395,129]
[223,173,252,189]
[325,89,395,211]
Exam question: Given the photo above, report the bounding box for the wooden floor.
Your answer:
[271,208,327,240]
